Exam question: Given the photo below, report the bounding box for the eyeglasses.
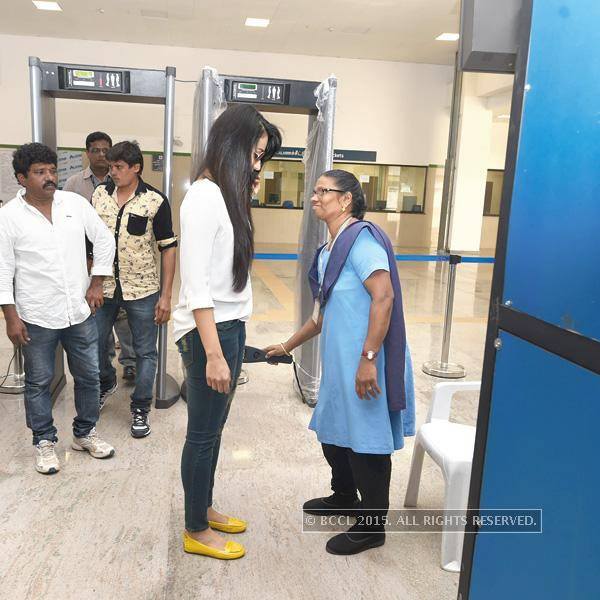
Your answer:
[89,148,109,155]
[253,150,265,162]
[312,187,345,198]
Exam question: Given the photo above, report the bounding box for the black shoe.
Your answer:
[99,382,118,411]
[326,525,386,555]
[130,409,151,438]
[123,365,136,382]
[303,493,361,516]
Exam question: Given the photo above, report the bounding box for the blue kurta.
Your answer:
[308,229,416,454]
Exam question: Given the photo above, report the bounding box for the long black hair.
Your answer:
[200,104,282,292]
[322,169,367,219]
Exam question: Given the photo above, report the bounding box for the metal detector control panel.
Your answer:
[226,79,289,106]
[32,59,169,104]
[220,75,320,114]
[59,66,131,94]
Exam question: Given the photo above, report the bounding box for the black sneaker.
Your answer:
[326,525,386,555]
[123,365,136,382]
[303,493,361,516]
[99,382,118,411]
[131,409,151,438]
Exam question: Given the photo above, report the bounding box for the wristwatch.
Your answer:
[361,350,378,361]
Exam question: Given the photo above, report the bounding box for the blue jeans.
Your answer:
[108,311,136,368]
[176,320,246,532]
[95,290,158,412]
[22,317,100,445]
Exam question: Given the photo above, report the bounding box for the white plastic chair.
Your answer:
[404,381,481,572]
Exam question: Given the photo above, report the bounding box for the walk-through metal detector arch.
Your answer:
[27,57,180,409]
[458,1,600,598]
[193,68,336,402]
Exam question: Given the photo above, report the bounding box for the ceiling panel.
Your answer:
[1,0,459,64]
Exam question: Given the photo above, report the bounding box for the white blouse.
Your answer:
[172,179,252,342]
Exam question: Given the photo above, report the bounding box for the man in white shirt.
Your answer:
[0,143,116,475]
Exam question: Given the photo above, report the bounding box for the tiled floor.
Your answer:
[0,258,493,600]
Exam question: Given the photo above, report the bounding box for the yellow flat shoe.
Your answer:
[183,532,245,560]
[208,516,247,534]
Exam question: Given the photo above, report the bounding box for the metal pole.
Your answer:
[437,53,463,254]
[295,76,337,406]
[181,68,225,400]
[0,345,25,394]
[320,77,337,172]
[29,57,44,143]
[200,68,212,149]
[441,257,459,364]
[28,56,56,150]
[2,58,42,395]
[155,66,180,409]
[235,77,248,389]
[196,68,252,386]
[422,254,466,378]
[24,57,63,402]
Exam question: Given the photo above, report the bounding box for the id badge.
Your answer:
[312,299,321,324]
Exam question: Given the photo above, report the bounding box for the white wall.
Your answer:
[0,33,453,166]
[253,209,434,249]
[476,121,509,253]
[450,73,492,251]
[476,74,514,97]
[0,33,514,251]
[489,121,509,169]
[480,216,500,250]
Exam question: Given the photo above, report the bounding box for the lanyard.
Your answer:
[312,217,354,324]
[327,216,354,252]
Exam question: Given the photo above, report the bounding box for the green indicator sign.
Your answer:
[239,83,257,91]
[73,70,95,79]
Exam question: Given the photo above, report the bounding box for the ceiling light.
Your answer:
[436,33,459,41]
[32,1,62,10]
[498,114,510,119]
[245,17,270,28]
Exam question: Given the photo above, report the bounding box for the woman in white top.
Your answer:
[173,104,281,560]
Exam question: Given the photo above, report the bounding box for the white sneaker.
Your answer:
[35,440,60,474]
[72,428,115,459]
[99,382,118,411]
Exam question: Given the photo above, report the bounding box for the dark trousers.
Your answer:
[322,443,392,532]
[176,320,246,532]
[95,290,159,412]
[22,316,100,445]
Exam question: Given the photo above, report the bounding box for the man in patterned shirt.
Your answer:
[92,141,177,438]
[64,131,137,385]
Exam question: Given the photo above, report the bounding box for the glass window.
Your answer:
[254,159,428,212]
[483,170,504,216]
[50,146,428,215]
[334,162,427,213]
[251,159,305,209]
